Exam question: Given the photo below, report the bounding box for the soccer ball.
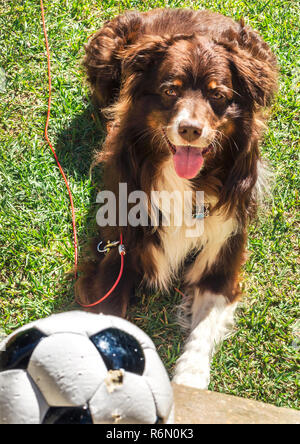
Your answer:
[0,311,174,424]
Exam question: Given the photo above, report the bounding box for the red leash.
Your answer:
[40,0,78,276]
[40,0,124,307]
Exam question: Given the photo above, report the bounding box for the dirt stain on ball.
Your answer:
[105,369,124,393]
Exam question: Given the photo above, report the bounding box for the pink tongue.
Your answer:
[173,146,204,179]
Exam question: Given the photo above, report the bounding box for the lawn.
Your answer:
[0,0,299,410]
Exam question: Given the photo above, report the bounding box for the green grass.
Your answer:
[0,0,299,410]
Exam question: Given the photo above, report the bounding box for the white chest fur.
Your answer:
[148,159,238,291]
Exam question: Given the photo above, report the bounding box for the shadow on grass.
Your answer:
[52,99,106,308]
[55,100,105,178]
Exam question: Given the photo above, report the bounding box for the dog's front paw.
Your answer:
[173,354,210,390]
[172,372,210,390]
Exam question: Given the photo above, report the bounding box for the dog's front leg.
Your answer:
[173,290,237,390]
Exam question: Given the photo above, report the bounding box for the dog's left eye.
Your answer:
[165,88,177,97]
[210,91,224,100]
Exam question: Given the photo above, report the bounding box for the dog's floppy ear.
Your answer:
[121,35,170,76]
[215,141,259,222]
[84,11,143,107]
[217,23,278,107]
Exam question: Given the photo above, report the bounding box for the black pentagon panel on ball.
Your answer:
[90,328,145,375]
[43,406,93,424]
[0,328,46,372]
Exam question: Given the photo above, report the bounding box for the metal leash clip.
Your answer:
[118,243,126,256]
[97,240,120,255]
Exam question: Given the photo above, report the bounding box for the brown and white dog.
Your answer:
[77,9,277,389]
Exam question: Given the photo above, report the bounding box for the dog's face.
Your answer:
[148,37,236,179]
[117,32,276,180]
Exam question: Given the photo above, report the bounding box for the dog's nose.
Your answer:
[178,120,203,143]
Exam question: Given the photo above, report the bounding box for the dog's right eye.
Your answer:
[165,88,177,97]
